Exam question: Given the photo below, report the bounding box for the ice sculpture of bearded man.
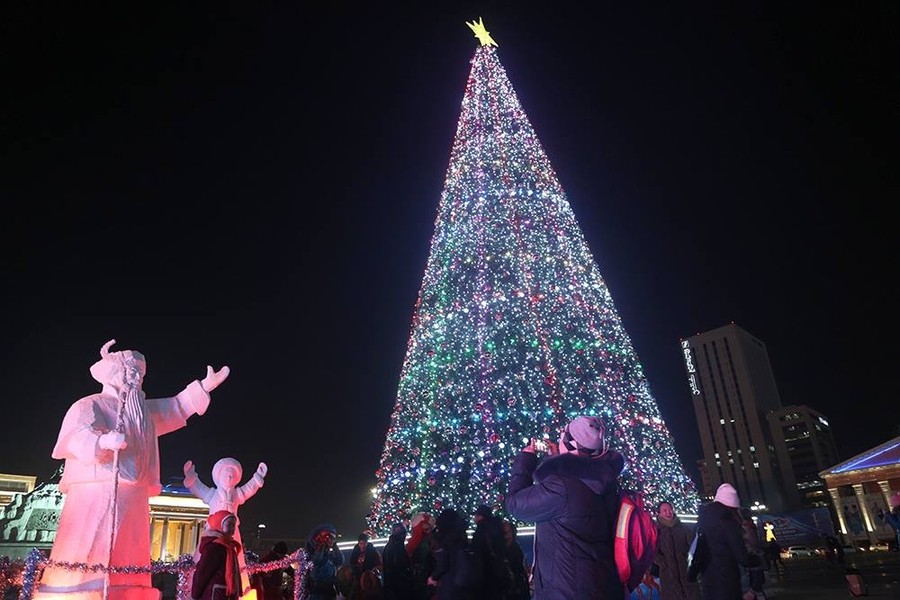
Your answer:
[35,339,230,600]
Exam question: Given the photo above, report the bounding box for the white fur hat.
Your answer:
[715,483,740,508]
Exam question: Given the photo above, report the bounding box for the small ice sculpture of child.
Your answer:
[184,457,267,597]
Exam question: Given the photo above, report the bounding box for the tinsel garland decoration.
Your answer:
[294,552,312,600]
[7,548,310,600]
[162,554,195,600]
[0,555,25,598]
[245,551,309,600]
[175,560,191,600]
[20,548,44,600]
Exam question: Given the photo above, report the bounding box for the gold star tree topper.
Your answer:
[467,17,498,47]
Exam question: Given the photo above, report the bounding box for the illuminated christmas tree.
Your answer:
[367,19,698,534]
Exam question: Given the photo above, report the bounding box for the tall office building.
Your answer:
[681,323,788,510]
[768,405,839,509]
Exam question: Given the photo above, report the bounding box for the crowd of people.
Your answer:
[192,414,895,600]
[293,505,529,600]
[234,416,769,599]
[183,419,895,600]
[170,465,893,600]
[35,342,896,600]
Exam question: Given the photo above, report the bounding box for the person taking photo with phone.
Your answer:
[506,415,625,599]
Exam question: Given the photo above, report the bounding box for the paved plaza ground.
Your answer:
[762,551,900,598]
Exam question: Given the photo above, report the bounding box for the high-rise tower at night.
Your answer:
[681,323,787,510]
[768,404,839,509]
[367,20,698,534]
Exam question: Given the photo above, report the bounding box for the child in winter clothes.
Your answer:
[192,510,242,600]
[305,523,345,600]
[184,457,267,596]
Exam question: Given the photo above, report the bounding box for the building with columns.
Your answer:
[149,483,210,561]
[0,474,209,560]
[819,435,900,547]
[0,474,37,509]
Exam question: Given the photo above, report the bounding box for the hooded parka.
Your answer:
[506,449,625,599]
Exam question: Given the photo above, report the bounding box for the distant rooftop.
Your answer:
[822,436,900,475]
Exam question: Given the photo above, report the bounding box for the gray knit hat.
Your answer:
[562,415,608,456]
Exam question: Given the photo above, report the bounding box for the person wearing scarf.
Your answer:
[192,510,243,600]
[653,501,700,600]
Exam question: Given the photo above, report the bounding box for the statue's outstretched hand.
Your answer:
[201,365,230,393]
[183,460,199,486]
[257,462,268,478]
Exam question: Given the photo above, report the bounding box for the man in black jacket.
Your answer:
[506,415,625,599]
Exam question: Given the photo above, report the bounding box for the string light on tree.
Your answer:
[367,19,699,535]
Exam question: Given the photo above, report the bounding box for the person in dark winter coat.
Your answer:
[192,510,242,600]
[349,534,383,590]
[501,519,531,600]
[654,502,700,600]
[696,484,760,600]
[739,508,766,599]
[471,505,515,599]
[254,541,293,600]
[427,509,476,600]
[506,415,625,599]
[305,523,345,600]
[405,512,436,600]
[381,523,415,600]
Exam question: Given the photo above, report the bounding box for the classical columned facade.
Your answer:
[1,477,209,561]
[148,491,209,561]
[820,436,900,547]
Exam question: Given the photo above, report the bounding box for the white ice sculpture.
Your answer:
[183,457,267,597]
[34,339,229,600]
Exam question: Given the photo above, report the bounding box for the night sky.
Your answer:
[2,3,896,543]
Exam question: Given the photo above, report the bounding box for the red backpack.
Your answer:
[613,488,658,592]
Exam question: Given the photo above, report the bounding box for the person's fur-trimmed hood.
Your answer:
[533,450,625,495]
